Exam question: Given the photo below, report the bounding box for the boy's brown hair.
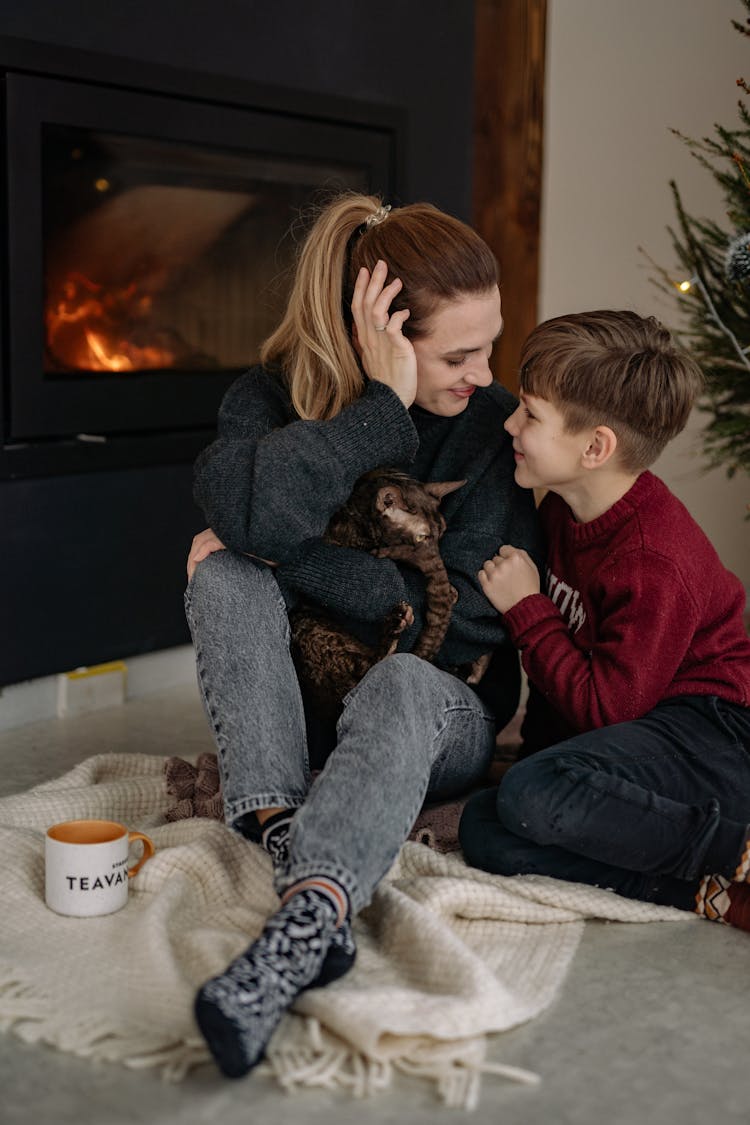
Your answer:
[519,310,704,471]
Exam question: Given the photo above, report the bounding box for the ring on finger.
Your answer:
[374,322,388,332]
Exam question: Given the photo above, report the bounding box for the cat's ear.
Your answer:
[423,479,466,502]
[376,485,406,512]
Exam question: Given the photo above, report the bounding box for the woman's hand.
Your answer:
[478,545,541,613]
[187,528,226,580]
[351,259,417,409]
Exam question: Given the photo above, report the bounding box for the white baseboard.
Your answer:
[0,645,197,733]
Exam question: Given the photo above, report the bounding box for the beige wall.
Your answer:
[540,0,749,589]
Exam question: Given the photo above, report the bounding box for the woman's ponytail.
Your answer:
[261,193,383,420]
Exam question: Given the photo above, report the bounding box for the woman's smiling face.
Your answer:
[411,287,503,416]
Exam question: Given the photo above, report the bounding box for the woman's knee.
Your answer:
[340,654,431,736]
[352,652,432,703]
[186,553,289,654]
[337,654,445,776]
[187,551,270,612]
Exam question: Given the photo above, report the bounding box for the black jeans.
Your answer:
[459,696,750,912]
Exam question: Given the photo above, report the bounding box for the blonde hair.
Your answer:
[261,192,498,420]
[519,310,704,471]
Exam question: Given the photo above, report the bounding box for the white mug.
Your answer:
[45,818,155,917]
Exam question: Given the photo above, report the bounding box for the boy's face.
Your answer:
[505,393,590,491]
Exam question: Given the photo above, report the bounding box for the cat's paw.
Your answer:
[395,601,414,631]
[385,600,414,634]
[381,601,415,657]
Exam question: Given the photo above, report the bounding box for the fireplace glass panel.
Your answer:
[3,70,399,453]
[42,126,366,377]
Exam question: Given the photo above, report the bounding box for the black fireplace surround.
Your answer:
[1,38,403,477]
[0,36,405,685]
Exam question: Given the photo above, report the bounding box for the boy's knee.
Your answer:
[499,748,599,846]
[495,754,563,842]
[459,787,532,876]
[458,788,499,864]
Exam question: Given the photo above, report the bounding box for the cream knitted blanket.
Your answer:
[0,753,693,1109]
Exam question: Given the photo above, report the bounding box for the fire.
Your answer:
[45,272,176,372]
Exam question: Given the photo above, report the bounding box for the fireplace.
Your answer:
[0,33,406,687]
[1,51,402,476]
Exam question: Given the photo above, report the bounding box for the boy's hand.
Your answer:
[479,545,540,613]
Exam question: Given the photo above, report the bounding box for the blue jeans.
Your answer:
[185,551,508,912]
[459,696,750,912]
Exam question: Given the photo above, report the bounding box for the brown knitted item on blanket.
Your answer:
[409,799,467,853]
[163,752,468,851]
[164,752,224,822]
[163,706,526,846]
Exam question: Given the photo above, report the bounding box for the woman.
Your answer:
[185,192,540,1077]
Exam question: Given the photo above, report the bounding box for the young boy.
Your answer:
[459,310,750,931]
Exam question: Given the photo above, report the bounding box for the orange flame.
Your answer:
[45,273,176,372]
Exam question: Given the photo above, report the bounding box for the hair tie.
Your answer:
[364,204,391,230]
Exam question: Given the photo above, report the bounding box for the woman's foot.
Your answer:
[260,813,357,986]
[312,917,357,986]
[194,881,352,1078]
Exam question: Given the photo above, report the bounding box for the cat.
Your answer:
[289,467,472,719]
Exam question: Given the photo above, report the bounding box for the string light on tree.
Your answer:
[676,274,750,372]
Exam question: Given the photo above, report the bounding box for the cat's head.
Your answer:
[369,470,465,546]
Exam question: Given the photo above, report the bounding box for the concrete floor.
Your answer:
[1,683,750,1125]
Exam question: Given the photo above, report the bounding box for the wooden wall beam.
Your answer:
[473,0,547,392]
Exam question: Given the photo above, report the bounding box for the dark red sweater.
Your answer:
[504,472,750,752]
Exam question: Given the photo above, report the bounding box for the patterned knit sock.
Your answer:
[695,874,750,931]
[259,810,295,867]
[194,880,349,1078]
[259,814,357,987]
[730,828,750,882]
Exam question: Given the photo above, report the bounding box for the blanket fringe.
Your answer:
[265,1018,393,1099]
[264,1016,540,1111]
[397,1050,540,1110]
[0,969,206,1082]
[1,969,540,1106]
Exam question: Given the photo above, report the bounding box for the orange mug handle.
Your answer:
[127,831,155,878]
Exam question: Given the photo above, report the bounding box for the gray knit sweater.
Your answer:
[193,365,541,719]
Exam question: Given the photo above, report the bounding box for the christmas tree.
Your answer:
[652,1,750,484]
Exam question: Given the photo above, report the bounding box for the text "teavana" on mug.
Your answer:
[45,818,155,917]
